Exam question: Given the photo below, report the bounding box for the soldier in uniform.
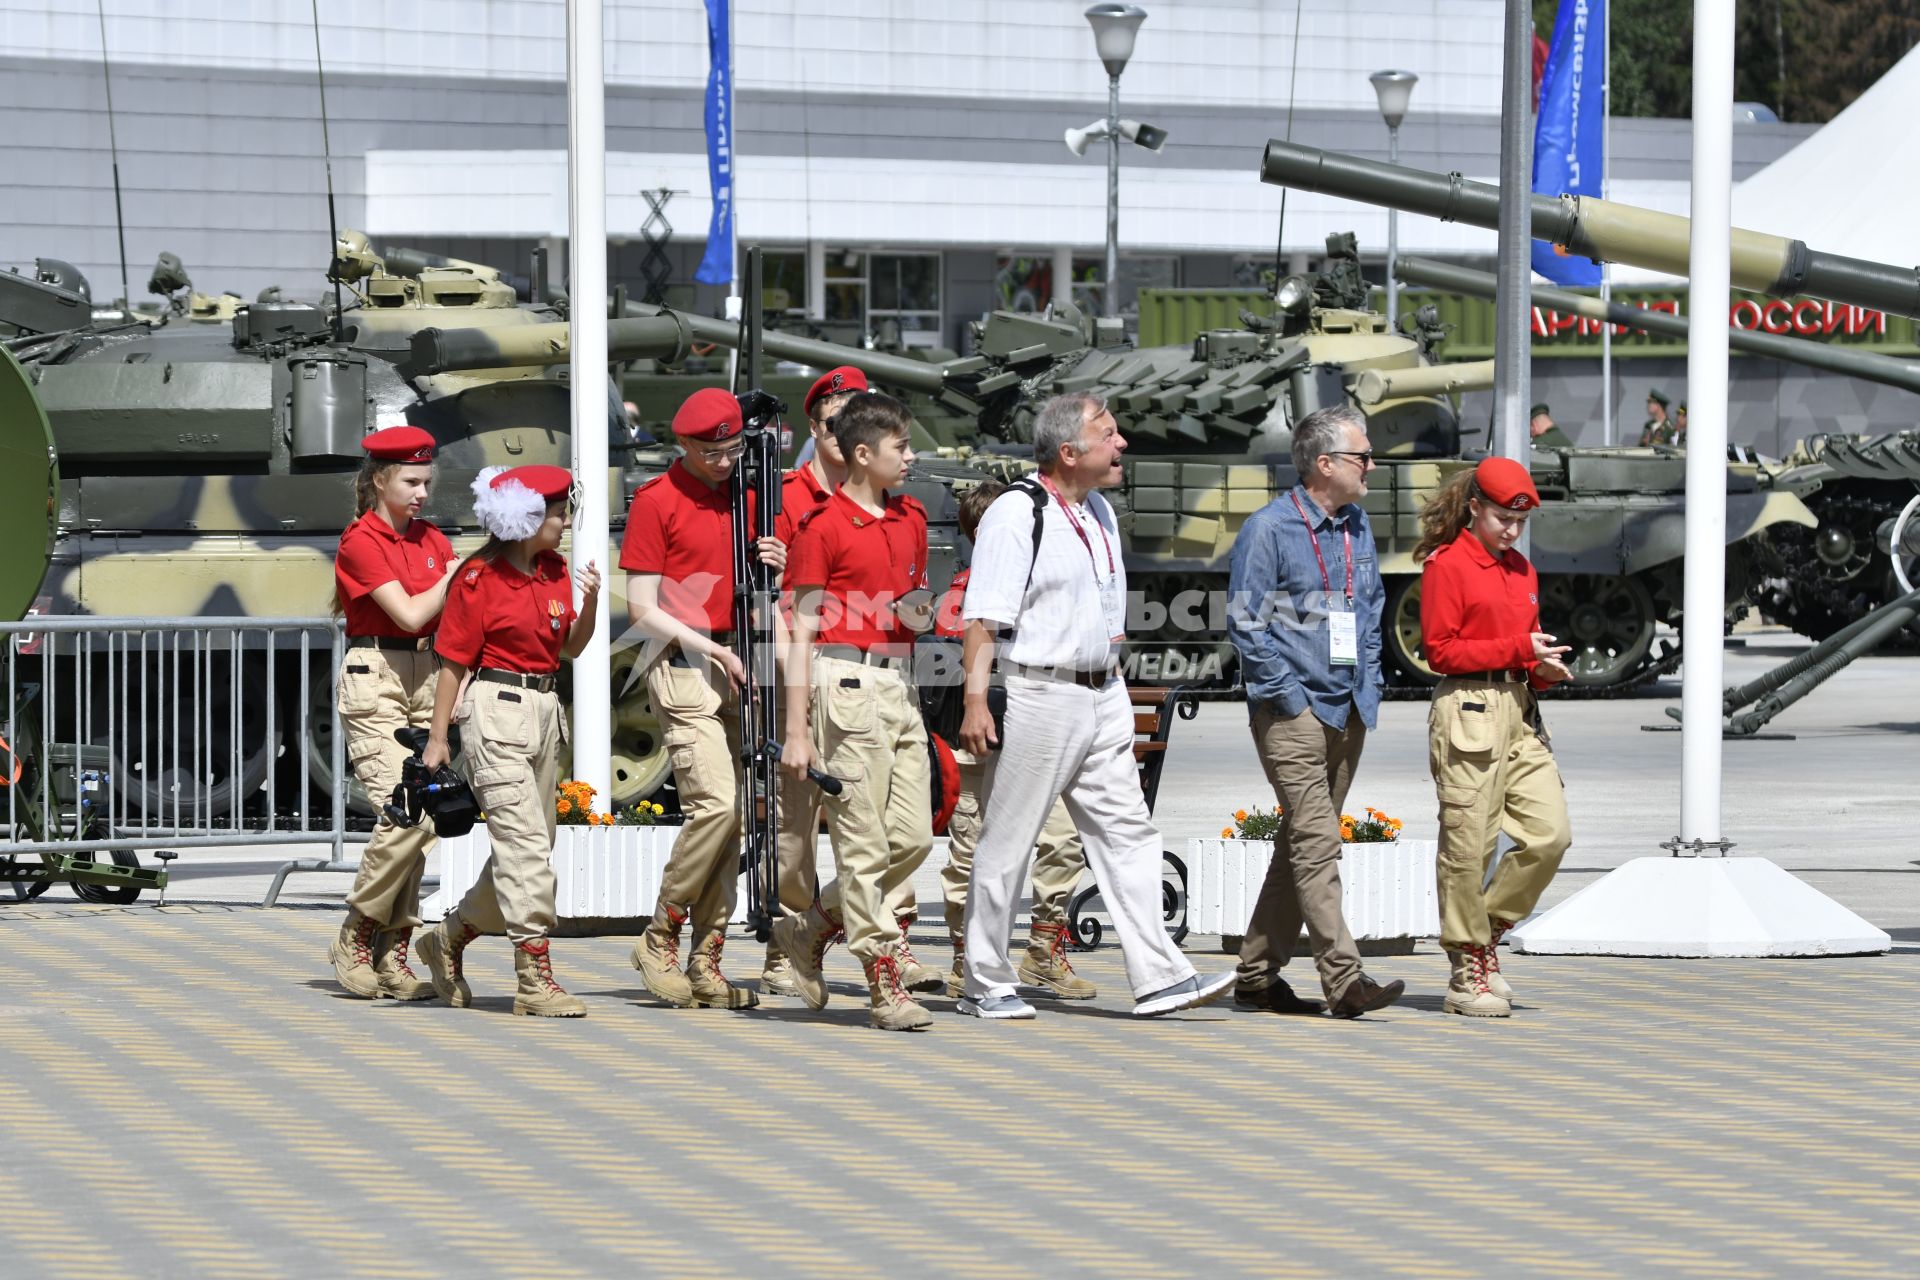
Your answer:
[1674,402,1688,446]
[777,391,938,1031]
[932,481,1094,1001]
[622,388,787,1010]
[1529,402,1574,450]
[1638,388,1674,446]
[764,366,866,997]
[328,425,458,1000]
[412,464,602,1018]
[1415,458,1575,1018]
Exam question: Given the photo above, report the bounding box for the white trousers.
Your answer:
[963,675,1194,1000]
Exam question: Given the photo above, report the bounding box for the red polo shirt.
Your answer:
[334,511,455,639]
[435,551,576,674]
[933,568,970,638]
[774,464,834,545]
[786,489,928,650]
[1419,529,1544,684]
[619,460,756,633]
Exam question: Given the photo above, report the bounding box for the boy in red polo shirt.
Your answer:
[621,387,787,1010]
[776,391,936,1031]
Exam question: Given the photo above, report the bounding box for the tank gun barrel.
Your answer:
[1350,357,1495,406]
[411,314,699,374]
[619,303,957,397]
[1395,256,1920,397]
[1261,140,1920,320]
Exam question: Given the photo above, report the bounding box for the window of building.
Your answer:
[824,251,867,329]
[867,252,942,348]
[1073,254,1181,319]
[761,250,807,315]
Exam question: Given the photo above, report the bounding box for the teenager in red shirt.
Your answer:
[328,426,458,1000]
[412,464,601,1018]
[1416,456,1574,1018]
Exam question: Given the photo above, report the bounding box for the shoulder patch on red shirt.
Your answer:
[464,566,482,585]
[892,494,926,519]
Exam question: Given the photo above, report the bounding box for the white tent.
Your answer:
[1731,44,1920,266]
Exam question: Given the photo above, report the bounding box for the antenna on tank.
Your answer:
[310,0,345,340]
[1271,0,1305,298]
[94,0,131,313]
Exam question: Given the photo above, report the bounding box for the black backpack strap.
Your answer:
[1006,476,1049,593]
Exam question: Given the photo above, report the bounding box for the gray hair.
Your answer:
[1032,393,1108,468]
[1290,404,1366,478]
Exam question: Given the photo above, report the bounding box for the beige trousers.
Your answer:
[941,753,1084,936]
[1237,706,1367,1002]
[648,659,745,939]
[1428,678,1571,949]
[455,681,564,944]
[339,646,440,929]
[810,655,934,966]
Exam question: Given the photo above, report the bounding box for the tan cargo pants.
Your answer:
[455,680,564,944]
[648,658,745,938]
[1238,706,1367,1002]
[810,654,933,966]
[338,646,440,929]
[776,705,921,926]
[941,752,1084,936]
[1428,678,1571,949]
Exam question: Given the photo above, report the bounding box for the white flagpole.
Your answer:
[567,0,612,802]
[1600,0,1614,445]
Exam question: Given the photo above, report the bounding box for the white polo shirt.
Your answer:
[961,483,1125,671]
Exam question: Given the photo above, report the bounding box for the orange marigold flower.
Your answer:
[1221,827,1234,839]
[556,797,572,815]
[1234,809,1248,822]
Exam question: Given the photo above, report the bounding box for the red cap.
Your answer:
[671,387,744,441]
[492,464,573,502]
[1473,457,1541,511]
[360,425,436,463]
[804,366,869,416]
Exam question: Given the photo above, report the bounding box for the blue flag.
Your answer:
[695,0,733,286]
[1531,0,1605,286]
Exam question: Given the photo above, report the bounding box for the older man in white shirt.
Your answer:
[956,393,1234,1020]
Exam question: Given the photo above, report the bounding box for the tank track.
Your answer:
[1756,483,1916,648]
[1379,638,1683,702]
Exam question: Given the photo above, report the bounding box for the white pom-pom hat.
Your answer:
[472,464,573,540]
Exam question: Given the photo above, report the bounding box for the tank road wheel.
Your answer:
[608,648,672,808]
[107,652,278,821]
[1537,574,1657,688]
[302,663,374,818]
[1383,577,1439,686]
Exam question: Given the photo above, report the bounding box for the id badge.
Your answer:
[1329,610,1358,666]
[1100,577,1125,640]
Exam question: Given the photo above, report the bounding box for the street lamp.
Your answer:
[1369,69,1418,329]
[1085,4,1147,319]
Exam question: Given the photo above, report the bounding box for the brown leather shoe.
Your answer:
[1233,978,1324,1016]
[1328,973,1406,1019]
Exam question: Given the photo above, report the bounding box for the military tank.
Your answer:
[417,232,1814,692]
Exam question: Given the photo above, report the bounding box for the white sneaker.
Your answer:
[956,993,1038,1020]
[1133,971,1235,1018]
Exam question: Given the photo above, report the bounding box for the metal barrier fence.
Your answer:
[0,616,366,903]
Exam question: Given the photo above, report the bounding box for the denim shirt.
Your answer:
[1226,485,1385,730]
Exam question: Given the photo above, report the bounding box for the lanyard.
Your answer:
[1290,490,1353,606]
[1039,475,1116,577]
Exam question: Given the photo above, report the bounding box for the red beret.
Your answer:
[1474,457,1541,511]
[804,366,869,416]
[672,387,744,441]
[492,464,573,503]
[361,425,436,463]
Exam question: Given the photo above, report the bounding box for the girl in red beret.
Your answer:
[328,426,458,1000]
[411,464,601,1017]
[1414,457,1574,1018]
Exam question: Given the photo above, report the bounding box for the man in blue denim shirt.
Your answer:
[1226,405,1404,1019]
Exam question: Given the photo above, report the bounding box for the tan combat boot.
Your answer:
[373,927,436,1001]
[512,938,586,1018]
[328,910,382,999]
[944,933,965,1000]
[893,914,943,993]
[865,951,933,1032]
[630,900,695,1008]
[687,931,759,1010]
[1485,918,1517,1001]
[760,930,802,999]
[770,902,841,1011]
[413,910,480,1008]
[1018,920,1097,1000]
[1443,944,1512,1018]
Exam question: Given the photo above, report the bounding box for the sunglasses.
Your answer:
[1326,450,1374,467]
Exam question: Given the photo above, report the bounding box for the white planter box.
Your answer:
[1186,837,1441,940]
[422,824,709,923]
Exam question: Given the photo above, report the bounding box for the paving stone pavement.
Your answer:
[1,904,1915,1279]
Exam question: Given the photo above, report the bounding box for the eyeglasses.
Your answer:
[692,442,746,463]
[1326,450,1374,467]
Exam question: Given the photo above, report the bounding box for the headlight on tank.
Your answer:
[1276,275,1311,314]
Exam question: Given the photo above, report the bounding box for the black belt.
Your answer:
[815,644,913,672]
[349,635,432,652]
[1454,669,1527,684]
[1006,661,1116,689]
[476,668,558,693]
[664,634,734,669]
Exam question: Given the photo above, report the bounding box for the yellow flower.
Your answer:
[1221,827,1234,838]
[651,802,665,815]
